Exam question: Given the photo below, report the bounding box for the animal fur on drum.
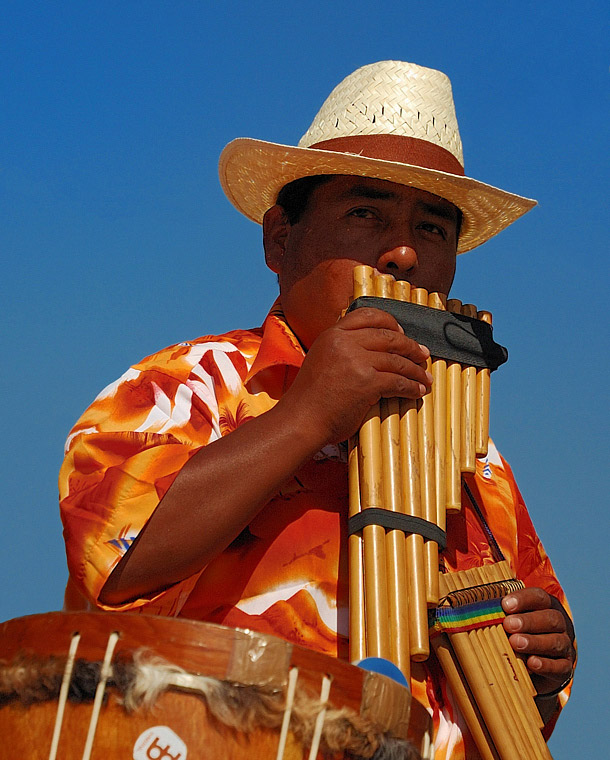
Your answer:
[0,651,422,759]
[0,654,135,706]
[126,652,422,758]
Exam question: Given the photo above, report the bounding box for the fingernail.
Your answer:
[530,657,542,670]
[418,343,430,357]
[503,596,518,613]
[418,384,427,396]
[505,615,522,632]
[425,371,433,384]
[513,635,528,650]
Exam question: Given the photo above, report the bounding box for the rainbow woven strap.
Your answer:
[432,598,506,634]
[431,577,525,634]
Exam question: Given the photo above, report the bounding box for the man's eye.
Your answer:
[419,222,446,238]
[348,207,377,219]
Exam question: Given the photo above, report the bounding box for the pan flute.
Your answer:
[432,562,553,759]
[347,266,552,758]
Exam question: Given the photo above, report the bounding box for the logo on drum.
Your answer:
[133,726,187,760]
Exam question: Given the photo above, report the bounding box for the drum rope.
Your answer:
[307,675,331,760]
[275,666,299,760]
[48,632,81,760]
[422,730,434,760]
[81,631,119,760]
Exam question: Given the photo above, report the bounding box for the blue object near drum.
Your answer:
[355,657,409,688]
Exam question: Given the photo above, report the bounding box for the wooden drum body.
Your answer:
[0,613,432,760]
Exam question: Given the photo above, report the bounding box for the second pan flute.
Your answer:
[432,562,553,760]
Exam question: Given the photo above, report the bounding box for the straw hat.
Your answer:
[218,60,536,253]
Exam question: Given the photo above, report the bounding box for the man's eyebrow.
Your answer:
[416,199,458,223]
[340,185,458,223]
[341,185,398,201]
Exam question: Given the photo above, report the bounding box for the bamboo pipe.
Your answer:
[446,299,463,513]
[353,266,390,660]
[376,273,411,678]
[460,304,478,473]
[412,287,439,605]
[476,311,492,456]
[348,433,365,664]
[394,279,429,660]
[428,291,447,542]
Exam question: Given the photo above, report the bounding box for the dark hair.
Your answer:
[276,173,463,241]
[455,208,463,240]
[275,175,335,224]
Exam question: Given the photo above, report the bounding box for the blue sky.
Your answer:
[1,2,608,755]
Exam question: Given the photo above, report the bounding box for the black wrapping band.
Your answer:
[535,670,575,699]
[348,508,447,550]
[347,296,508,370]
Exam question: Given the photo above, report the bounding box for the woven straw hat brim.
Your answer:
[219,138,536,253]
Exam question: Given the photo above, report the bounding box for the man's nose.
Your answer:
[376,246,418,278]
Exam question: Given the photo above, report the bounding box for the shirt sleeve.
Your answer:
[59,352,221,615]
[496,450,575,736]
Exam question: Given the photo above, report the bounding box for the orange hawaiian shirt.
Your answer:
[59,299,571,759]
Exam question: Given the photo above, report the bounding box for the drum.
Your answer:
[0,613,432,759]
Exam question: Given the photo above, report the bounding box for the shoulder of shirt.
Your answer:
[132,326,265,371]
[87,327,265,405]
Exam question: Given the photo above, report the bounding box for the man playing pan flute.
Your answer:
[59,61,575,758]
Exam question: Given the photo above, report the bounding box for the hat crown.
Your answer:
[298,60,464,167]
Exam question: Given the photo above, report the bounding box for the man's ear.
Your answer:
[263,205,290,274]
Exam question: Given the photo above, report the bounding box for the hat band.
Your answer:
[308,134,465,176]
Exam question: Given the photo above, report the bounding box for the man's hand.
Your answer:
[502,588,575,700]
[282,306,432,447]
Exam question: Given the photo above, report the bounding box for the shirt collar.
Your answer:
[245,298,306,383]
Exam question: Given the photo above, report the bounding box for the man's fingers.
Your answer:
[507,631,573,660]
[503,607,566,636]
[370,371,429,400]
[527,652,574,690]
[339,307,431,361]
[371,353,432,392]
[507,629,575,695]
[527,655,572,678]
[339,305,405,332]
[338,321,431,369]
[501,588,576,695]
[361,327,430,362]
[502,587,552,614]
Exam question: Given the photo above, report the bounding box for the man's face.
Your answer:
[264,175,459,349]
